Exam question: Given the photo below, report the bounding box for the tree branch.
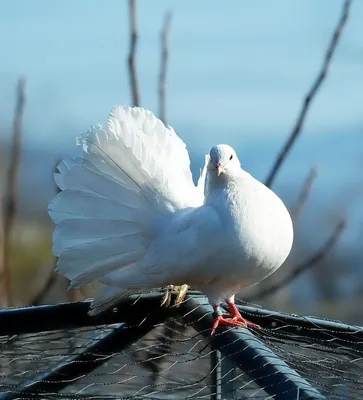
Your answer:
[159,11,172,125]
[264,0,351,188]
[290,166,318,221]
[247,221,346,302]
[30,159,61,306]
[128,0,141,107]
[31,271,57,306]
[2,78,26,307]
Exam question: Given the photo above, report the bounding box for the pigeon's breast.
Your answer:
[206,178,294,285]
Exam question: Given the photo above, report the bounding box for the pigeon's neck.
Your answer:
[205,168,245,196]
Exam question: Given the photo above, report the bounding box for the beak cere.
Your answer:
[215,163,222,176]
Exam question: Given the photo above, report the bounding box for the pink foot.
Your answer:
[211,303,260,335]
[226,301,260,329]
[211,314,248,335]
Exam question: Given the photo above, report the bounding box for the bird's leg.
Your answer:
[226,299,260,329]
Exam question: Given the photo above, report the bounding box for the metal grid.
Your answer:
[0,292,361,399]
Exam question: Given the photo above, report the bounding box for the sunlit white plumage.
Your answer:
[49,106,293,330]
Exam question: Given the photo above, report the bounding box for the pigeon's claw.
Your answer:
[211,315,248,336]
[161,287,172,307]
[226,301,260,329]
[210,303,260,335]
[175,284,189,305]
[161,284,189,307]
[229,315,260,329]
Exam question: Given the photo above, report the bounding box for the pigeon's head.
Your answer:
[208,144,241,177]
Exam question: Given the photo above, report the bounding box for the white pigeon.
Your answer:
[49,106,293,335]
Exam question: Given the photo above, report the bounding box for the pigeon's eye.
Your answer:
[229,155,233,161]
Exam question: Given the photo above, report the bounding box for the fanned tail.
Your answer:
[49,106,204,314]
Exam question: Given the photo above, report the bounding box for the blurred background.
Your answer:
[0,0,362,323]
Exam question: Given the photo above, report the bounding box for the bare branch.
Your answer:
[265,0,351,188]
[128,0,141,106]
[30,159,61,306]
[159,11,172,125]
[247,221,346,302]
[290,166,318,221]
[2,78,26,307]
[31,271,57,306]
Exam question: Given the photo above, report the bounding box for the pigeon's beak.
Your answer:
[215,163,223,176]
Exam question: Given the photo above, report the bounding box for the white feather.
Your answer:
[87,286,135,316]
[49,106,293,316]
[49,106,203,312]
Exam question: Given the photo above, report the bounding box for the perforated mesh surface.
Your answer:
[0,297,362,399]
[253,324,363,399]
[0,323,262,399]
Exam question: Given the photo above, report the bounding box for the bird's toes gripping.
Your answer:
[235,316,260,329]
[210,309,260,335]
[228,313,261,329]
[161,287,172,307]
[175,284,189,305]
[227,305,261,329]
[161,284,189,307]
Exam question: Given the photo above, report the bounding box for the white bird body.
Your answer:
[49,106,293,323]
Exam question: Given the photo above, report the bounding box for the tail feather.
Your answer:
[49,106,204,312]
[48,190,140,224]
[57,237,143,283]
[53,219,145,256]
[98,266,170,288]
[87,286,136,316]
[79,124,165,210]
[88,285,158,316]
[55,163,147,209]
[56,158,81,174]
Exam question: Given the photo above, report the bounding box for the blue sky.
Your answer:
[0,0,362,152]
[1,0,363,232]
